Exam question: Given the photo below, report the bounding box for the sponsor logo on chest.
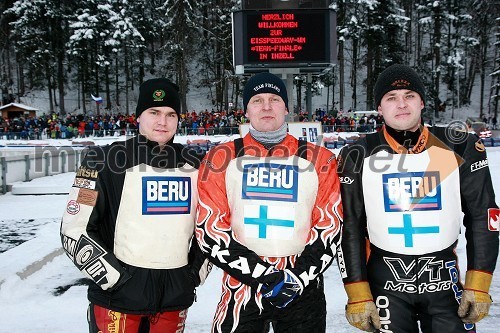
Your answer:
[242,163,298,202]
[142,176,191,215]
[383,171,441,212]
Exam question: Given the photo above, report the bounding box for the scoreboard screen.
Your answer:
[233,9,336,68]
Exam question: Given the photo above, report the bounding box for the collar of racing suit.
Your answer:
[248,122,287,149]
[384,124,422,151]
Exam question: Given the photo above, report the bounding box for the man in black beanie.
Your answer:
[242,72,289,114]
[338,64,498,332]
[135,78,181,146]
[373,63,426,112]
[61,78,211,333]
[136,78,181,117]
[196,71,343,332]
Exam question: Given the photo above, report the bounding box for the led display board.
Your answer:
[233,9,336,69]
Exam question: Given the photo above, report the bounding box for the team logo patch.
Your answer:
[73,177,96,190]
[77,188,98,207]
[391,79,411,88]
[475,140,485,152]
[142,176,191,215]
[153,89,165,101]
[253,83,280,93]
[488,208,500,231]
[383,171,441,212]
[66,200,80,215]
[242,163,298,202]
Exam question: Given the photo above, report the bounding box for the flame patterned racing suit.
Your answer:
[196,134,343,332]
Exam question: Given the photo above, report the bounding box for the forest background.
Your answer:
[0,0,498,123]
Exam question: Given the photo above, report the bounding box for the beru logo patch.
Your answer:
[383,171,441,212]
[242,163,298,202]
[142,176,191,215]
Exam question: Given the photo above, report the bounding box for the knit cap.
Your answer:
[136,78,180,117]
[374,64,425,107]
[243,72,288,112]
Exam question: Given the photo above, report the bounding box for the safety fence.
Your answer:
[1,147,85,194]
[2,130,499,194]
[0,124,379,140]
[0,134,362,194]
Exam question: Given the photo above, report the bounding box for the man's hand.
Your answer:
[344,282,381,332]
[457,270,493,324]
[346,300,380,332]
[259,269,303,308]
[457,289,492,323]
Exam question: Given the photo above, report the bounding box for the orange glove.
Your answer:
[344,282,381,332]
[457,270,493,323]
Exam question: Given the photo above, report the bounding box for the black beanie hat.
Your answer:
[243,72,288,112]
[136,78,181,117]
[374,64,425,108]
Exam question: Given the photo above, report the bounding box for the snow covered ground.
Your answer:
[0,137,499,332]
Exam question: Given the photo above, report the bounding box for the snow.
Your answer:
[0,141,499,332]
[0,102,39,111]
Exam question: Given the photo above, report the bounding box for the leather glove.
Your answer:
[458,270,493,323]
[344,282,381,332]
[259,269,303,308]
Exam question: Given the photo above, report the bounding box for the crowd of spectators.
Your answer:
[309,108,383,133]
[0,107,383,140]
[0,113,137,140]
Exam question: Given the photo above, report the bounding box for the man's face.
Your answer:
[137,107,178,146]
[245,93,288,132]
[378,89,423,131]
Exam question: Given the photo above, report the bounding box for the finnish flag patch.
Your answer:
[243,204,295,240]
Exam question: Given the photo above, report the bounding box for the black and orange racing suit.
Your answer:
[338,126,499,333]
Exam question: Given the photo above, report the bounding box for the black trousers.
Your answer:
[214,275,326,333]
[367,245,476,333]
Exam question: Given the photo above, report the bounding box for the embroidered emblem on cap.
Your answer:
[253,83,281,93]
[391,79,411,88]
[153,89,165,101]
